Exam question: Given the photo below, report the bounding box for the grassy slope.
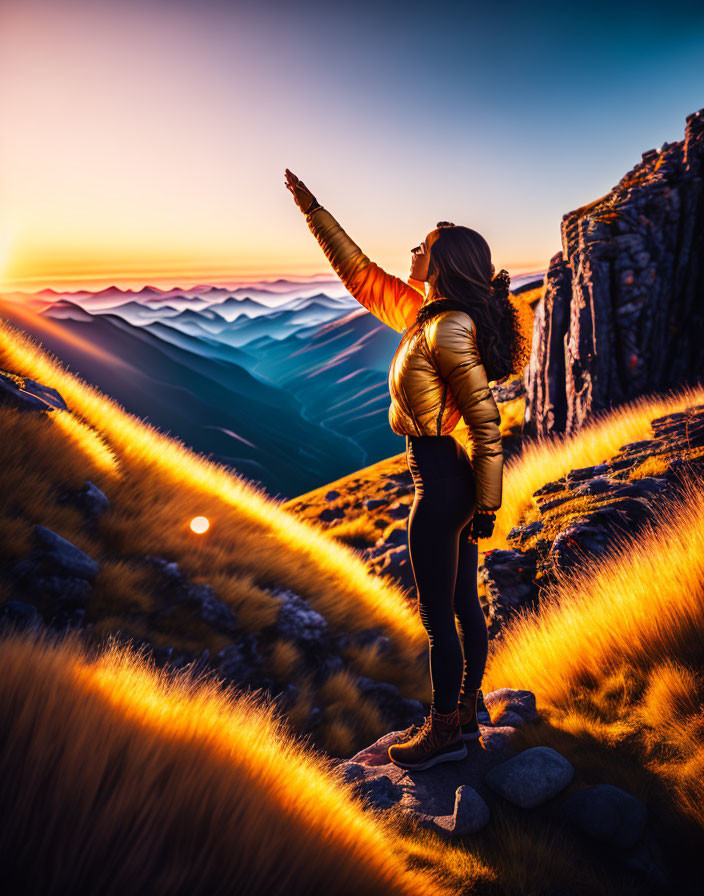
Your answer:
[3,310,704,892]
[0,313,433,758]
[0,629,456,896]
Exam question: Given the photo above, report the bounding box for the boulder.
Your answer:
[9,526,99,609]
[484,688,538,723]
[429,785,491,837]
[485,746,574,808]
[270,588,328,645]
[478,725,520,754]
[32,526,99,579]
[0,370,68,412]
[319,506,345,522]
[555,784,647,848]
[186,582,238,635]
[364,498,387,511]
[144,556,239,636]
[348,772,404,810]
[57,480,110,521]
[481,549,538,637]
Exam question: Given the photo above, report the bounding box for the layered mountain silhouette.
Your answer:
[0,273,543,498]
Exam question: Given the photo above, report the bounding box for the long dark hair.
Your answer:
[415,222,530,383]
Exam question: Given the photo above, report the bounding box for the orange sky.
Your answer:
[2,1,702,293]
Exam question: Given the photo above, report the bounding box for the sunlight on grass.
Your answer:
[0,318,427,655]
[0,630,450,896]
[490,382,704,550]
[485,469,704,830]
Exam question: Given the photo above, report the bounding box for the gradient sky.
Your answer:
[1,0,703,291]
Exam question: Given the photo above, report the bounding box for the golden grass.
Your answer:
[484,467,704,838]
[0,315,431,742]
[489,381,704,551]
[4,300,704,887]
[0,314,426,652]
[0,630,451,896]
[324,514,381,548]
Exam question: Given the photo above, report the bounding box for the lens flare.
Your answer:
[190,516,210,534]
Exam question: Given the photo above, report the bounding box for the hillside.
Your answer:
[2,310,704,891]
[0,315,433,758]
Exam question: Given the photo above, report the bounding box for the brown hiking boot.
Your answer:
[391,718,424,744]
[388,706,468,770]
[458,688,482,741]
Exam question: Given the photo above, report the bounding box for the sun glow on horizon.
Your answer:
[0,259,551,295]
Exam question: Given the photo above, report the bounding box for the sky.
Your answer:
[1,0,703,292]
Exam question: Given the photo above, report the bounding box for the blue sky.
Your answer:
[1,0,703,288]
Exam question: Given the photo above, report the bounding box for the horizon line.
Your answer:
[0,264,550,295]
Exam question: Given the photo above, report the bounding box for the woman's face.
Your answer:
[409,229,441,282]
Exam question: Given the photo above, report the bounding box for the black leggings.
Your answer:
[406,434,489,714]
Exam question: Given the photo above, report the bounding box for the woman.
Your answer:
[284,169,530,771]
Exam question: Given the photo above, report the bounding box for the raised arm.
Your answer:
[426,310,503,512]
[284,169,424,333]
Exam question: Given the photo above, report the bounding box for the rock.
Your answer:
[430,785,491,837]
[485,746,574,808]
[352,774,404,810]
[555,784,647,848]
[378,527,407,548]
[524,108,704,439]
[491,378,526,403]
[341,762,366,783]
[57,480,110,521]
[481,549,538,636]
[547,502,653,573]
[215,644,250,682]
[387,501,410,519]
[364,498,387,511]
[312,653,345,683]
[622,830,672,887]
[39,576,94,605]
[488,708,526,728]
[144,556,239,636]
[32,526,99,579]
[8,526,99,609]
[356,675,424,727]
[0,600,43,630]
[484,688,538,723]
[186,582,238,635]
[271,588,328,645]
[0,369,68,412]
[338,723,506,822]
[373,545,414,590]
[478,726,520,754]
[507,520,544,545]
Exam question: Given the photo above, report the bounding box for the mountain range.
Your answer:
[0,272,544,498]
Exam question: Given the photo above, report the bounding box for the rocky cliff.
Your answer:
[525,107,704,438]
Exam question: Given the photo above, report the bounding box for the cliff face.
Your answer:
[525,107,704,438]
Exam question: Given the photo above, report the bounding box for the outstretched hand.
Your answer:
[284,169,319,214]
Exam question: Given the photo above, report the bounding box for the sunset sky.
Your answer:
[1,0,703,292]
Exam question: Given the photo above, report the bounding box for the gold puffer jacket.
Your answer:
[304,205,503,512]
